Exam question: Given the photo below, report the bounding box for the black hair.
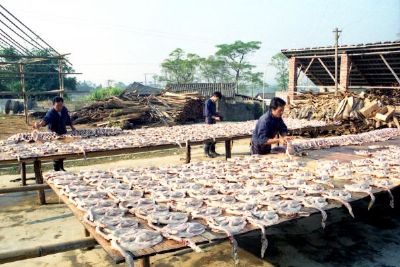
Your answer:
[53,96,64,104]
[269,97,286,110]
[212,91,222,99]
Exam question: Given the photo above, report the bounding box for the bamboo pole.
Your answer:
[58,59,64,97]
[0,184,49,194]
[19,63,28,124]
[0,237,97,264]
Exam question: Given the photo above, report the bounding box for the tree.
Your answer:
[160,48,200,83]
[215,40,261,92]
[270,52,288,90]
[198,56,231,83]
[0,47,77,97]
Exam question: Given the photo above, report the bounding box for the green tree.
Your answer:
[270,52,288,90]
[160,48,200,83]
[215,40,261,92]
[0,47,77,97]
[198,55,231,83]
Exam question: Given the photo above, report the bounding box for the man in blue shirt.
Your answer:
[203,91,222,158]
[33,96,75,171]
[251,97,292,155]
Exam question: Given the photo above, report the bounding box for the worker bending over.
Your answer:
[251,97,292,155]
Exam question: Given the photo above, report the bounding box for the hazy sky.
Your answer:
[2,0,399,85]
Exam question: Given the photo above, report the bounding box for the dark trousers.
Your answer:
[53,159,65,171]
[204,141,217,155]
[204,117,217,155]
[251,143,271,155]
[251,143,286,155]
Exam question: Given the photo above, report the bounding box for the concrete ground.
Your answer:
[1,139,400,267]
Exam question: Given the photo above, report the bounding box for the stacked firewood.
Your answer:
[71,91,204,128]
[286,92,400,134]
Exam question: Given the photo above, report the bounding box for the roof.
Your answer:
[281,40,400,87]
[125,82,162,95]
[165,83,236,98]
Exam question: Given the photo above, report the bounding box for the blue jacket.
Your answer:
[43,106,72,135]
[251,110,288,146]
[204,98,217,124]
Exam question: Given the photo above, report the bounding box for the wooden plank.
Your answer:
[33,160,46,205]
[47,183,125,263]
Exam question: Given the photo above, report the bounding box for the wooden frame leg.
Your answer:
[20,162,27,186]
[185,141,191,164]
[33,160,46,205]
[138,256,150,267]
[225,139,232,160]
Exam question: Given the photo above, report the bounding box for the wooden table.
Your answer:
[44,138,400,266]
[0,124,341,205]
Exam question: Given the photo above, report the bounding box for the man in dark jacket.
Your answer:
[251,97,292,155]
[203,91,222,158]
[33,96,75,171]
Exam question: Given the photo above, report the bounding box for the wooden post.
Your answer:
[33,160,46,205]
[185,141,191,164]
[333,27,342,96]
[0,237,97,264]
[288,57,298,101]
[20,162,27,186]
[83,228,90,237]
[58,59,64,98]
[138,256,150,267]
[225,139,232,160]
[19,63,28,124]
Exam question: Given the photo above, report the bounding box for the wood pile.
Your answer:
[71,91,204,128]
[287,91,400,134]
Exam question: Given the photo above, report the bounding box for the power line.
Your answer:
[0,9,48,51]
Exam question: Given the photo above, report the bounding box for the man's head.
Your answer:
[211,91,222,102]
[269,97,286,118]
[52,96,64,112]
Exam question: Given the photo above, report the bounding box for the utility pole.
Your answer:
[333,27,342,95]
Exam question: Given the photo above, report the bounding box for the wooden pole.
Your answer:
[225,139,232,159]
[20,162,27,186]
[19,63,28,124]
[0,237,97,264]
[185,141,191,164]
[138,256,150,267]
[33,160,46,205]
[333,27,341,96]
[0,184,49,194]
[58,59,64,98]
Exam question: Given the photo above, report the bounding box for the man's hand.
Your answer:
[214,116,221,121]
[32,121,40,129]
[282,136,294,144]
[266,138,280,145]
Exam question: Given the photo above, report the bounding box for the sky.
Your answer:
[2,0,399,86]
